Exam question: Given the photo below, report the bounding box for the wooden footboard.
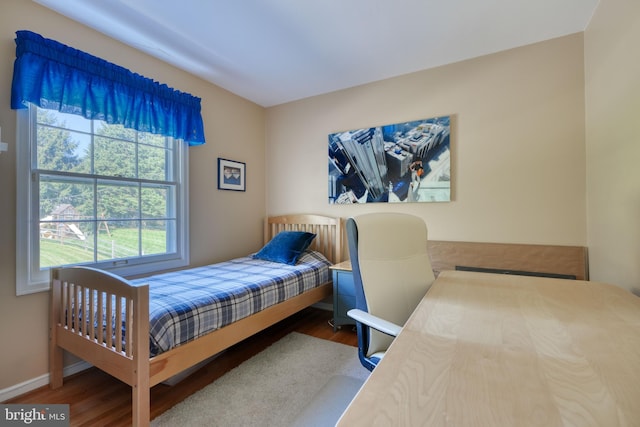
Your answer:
[50,266,150,426]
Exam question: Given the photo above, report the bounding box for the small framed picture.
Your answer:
[218,158,246,191]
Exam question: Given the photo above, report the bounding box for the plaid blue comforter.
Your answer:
[130,250,331,356]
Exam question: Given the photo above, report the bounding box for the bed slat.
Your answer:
[89,288,95,341]
[115,295,123,353]
[106,293,113,349]
[97,291,104,345]
[125,298,133,358]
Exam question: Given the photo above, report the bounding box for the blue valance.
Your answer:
[11,30,205,146]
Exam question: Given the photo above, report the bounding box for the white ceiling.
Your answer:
[34,0,599,107]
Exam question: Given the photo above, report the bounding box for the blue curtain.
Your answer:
[11,30,205,146]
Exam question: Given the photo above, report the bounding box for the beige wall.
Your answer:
[266,34,587,247]
[585,0,640,294]
[0,0,266,391]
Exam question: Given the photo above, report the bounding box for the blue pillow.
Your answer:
[253,231,316,265]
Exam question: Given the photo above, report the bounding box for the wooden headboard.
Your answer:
[428,240,589,281]
[264,214,342,264]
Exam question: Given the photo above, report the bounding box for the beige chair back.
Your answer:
[351,212,435,356]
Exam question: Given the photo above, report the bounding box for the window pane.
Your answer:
[39,176,95,224]
[36,125,91,174]
[97,220,140,261]
[38,108,91,133]
[39,176,96,269]
[94,137,136,178]
[141,185,173,219]
[138,132,167,147]
[97,180,139,221]
[139,144,168,181]
[40,222,96,269]
[95,121,136,142]
[142,220,174,256]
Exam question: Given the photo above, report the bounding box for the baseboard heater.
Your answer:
[455,265,576,280]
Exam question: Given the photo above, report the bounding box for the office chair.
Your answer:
[346,212,435,371]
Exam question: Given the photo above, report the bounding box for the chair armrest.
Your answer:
[347,309,402,337]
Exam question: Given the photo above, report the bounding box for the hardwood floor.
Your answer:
[7,308,358,426]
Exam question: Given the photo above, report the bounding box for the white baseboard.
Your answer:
[0,361,92,402]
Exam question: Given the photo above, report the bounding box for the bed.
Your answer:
[49,214,342,427]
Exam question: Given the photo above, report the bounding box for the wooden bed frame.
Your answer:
[49,214,341,427]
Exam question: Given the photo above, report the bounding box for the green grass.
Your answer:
[40,228,167,268]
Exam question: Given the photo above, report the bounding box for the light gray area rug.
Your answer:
[152,332,369,427]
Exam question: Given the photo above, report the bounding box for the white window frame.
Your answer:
[16,105,190,295]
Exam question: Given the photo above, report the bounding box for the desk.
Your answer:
[338,270,640,426]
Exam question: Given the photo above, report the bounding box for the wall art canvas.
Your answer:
[328,116,450,204]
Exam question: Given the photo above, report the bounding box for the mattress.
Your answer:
[129,250,331,356]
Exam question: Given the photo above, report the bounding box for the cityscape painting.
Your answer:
[328,116,451,204]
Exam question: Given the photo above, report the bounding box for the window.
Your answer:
[11,30,204,295]
[16,105,189,295]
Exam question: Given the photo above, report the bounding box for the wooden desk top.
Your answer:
[338,270,640,426]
